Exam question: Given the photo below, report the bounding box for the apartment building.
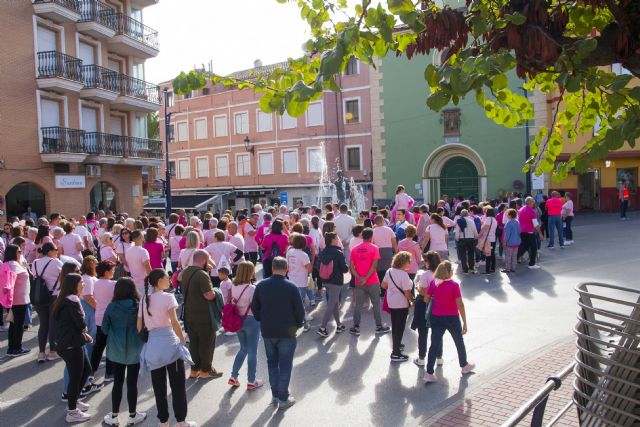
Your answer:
[0,0,161,222]
[155,58,373,213]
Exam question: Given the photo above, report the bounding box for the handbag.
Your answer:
[138,298,149,343]
[113,243,126,280]
[476,218,493,256]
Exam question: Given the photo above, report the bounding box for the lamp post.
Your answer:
[163,87,172,220]
[243,136,254,154]
[523,86,532,195]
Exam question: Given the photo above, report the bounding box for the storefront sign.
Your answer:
[531,173,545,190]
[55,175,86,189]
[280,191,288,205]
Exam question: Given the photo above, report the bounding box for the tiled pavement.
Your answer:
[421,340,579,427]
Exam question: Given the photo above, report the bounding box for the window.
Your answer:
[196,157,209,178]
[236,153,251,176]
[168,124,175,141]
[40,98,61,127]
[345,56,359,75]
[258,152,274,175]
[344,98,360,124]
[280,111,297,129]
[306,101,323,127]
[345,146,362,171]
[282,150,298,174]
[177,159,190,179]
[81,107,98,132]
[194,118,207,140]
[215,155,229,177]
[169,161,176,178]
[176,122,188,141]
[442,109,461,136]
[202,87,210,95]
[234,112,249,134]
[165,91,174,107]
[307,147,324,173]
[135,115,147,139]
[257,110,273,132]
[214,115,227,137]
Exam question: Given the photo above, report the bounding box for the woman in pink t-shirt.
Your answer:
[89,261,116,377]
[423,261,474,382]
[396,225,422,281]
[411,251,443,366]
[144,228,166,270]
[381,252,414,362]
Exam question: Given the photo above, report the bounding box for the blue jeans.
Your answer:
[547,215,564,247]
[231,315,260,383]
[24,303,33,326]
[263,337,297,402]
[563,216,573,240]
[297,287,313,327]
[427,315,468,374]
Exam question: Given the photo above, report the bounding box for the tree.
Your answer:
[173,0,640,180]
[147,112,159,140]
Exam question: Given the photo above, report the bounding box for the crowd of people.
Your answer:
[0,185,578,425]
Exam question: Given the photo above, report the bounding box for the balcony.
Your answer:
[36,51,84,93]
[76,0,116,39]
[32,0,81,23]
[80,65,119,102]
[40,126,87,163]
[40,127,162,166]
[112,74,160,112]
[130,0,159,8]
[108,13,159,59]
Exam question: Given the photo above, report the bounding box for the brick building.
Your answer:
[0,0,162,222]
[154,58,373,214]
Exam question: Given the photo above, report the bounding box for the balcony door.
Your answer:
[110,116,123,135]
[78,42,95,65]
[37,26,57,52]
[41,99,60,127]
[82,107,98,132]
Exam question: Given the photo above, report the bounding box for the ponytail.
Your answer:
[144,268,168,316]
[144,276,152,316]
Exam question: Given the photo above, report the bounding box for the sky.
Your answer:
[143,0,316,84]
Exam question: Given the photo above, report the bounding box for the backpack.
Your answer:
[31,259,57,306]
[268,237,282,259]
[0,263,17,309]
[319,258,334,281]
[221,285,251,333]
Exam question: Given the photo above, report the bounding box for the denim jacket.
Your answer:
[503,220,522,247]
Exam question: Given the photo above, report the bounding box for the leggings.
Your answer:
[485,242,496,273]
[321,284,343,328]
[111,362,140,414]
[33,304,54,353]
[151,359,187,424]
[390,308,409,356]
[90,326,113,375]
[8,304,27,353]
[59,347,92,411]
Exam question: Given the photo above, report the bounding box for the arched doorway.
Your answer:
[6,182,46,219]
[440,157,479,201]
[90,182,117,212]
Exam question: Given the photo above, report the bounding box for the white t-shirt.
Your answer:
[383,268,413,309]
[349,236,363,251]
[286,248,310,288]
[82,274,96,297]
[309,228,322,253]
[220,279,233,303]
[334,214,356,243]
[373,226,395,249]
[60,233,83,261]
[229,233,245,253]
[76,225,90,240]
[242,223,258,252]
[126,245,150,289]
[138,291,179,331]
[205,241,240,273]
[100,245,117,262]
[230,283,255,316]
[426,224,449,252]
[169,236,182,262]
[418,269,434,290]
[178,248,197,268]
[481,217,498,243]
[32,256,64,295]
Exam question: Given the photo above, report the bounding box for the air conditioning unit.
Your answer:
[86,164,102,177]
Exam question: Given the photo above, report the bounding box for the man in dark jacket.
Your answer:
[181,250,221,379]
[251,256,304,410]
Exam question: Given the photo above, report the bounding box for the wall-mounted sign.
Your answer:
[531,173,545,190]
[55,175,86,189]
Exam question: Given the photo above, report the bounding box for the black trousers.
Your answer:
[458,238,475,272]
[33,304,54,353]
[111,362,140,414]
[390,307,409,356]
[517,233,538,266]
[262,258,273,279]
[90,326,113,375]
[244,252,258,265]
[151,359,187,423]
[485,242,496,273]
[8,304,27,353]
[59,347,92,411]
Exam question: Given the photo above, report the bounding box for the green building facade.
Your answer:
[371,52,527,205]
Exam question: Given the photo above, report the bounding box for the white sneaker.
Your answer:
[66,409,91,423]
[423,373,438,383]
[127,412,147,425]
[173,422,197,427]
[76,400,90,411]
[528,265,541,269]
[224,331,236,337]
[103,413,119,426]
[413,358,425,367]
[437,357,444,366]
[461,362,476,374]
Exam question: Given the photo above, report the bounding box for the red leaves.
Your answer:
[405,9,469,60]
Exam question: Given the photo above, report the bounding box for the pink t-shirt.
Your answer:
[100,245,117,262]
[169,237,182,262]
[203,229,217,246]
[418,270,434,291]
[59,233,83,262]
[24,238,37,264]
[372,226,395,249]
[144,241,165,269]
[518,206,537,233]
[261,233,288,260]
[139,291,179,330]
[94,278,116,326]
[242,223,258,252]
[220,279,233,303]
[426,224,449,252]
[350,242,381,286]
[126,245,150,289]
[286,248,310,287]
[229,233,245,253]
[546,197,563,216]
[8,261,30,305]
[230,283,255,316]
[427,279,462,316]
[383,268,413,309]
[397,239,422,274]
[395,192,411,209]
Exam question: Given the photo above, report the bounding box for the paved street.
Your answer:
[1,212,638,427]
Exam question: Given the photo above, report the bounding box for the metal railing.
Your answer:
[573,282,639,427]
[41,126,85,153]
[81,64,119,92]
[84,132,122,156]
[122,136,162,159]
[78,0,116,28]
[118,74,160,104]
[501,362,576,427]
[113,13,158,50]
[36,51,83,82]
[32,0,80,13]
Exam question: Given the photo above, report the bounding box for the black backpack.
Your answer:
[269,238,282,259]
[31,259,58,306]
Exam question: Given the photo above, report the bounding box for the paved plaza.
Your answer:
[1,212,638,427]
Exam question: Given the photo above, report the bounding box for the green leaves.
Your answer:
[504,12,526,26]
[387,0,413,15]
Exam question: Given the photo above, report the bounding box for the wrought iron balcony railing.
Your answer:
[32,0,80,13]
[36,51,83,82]
[84,132,123,156]
[78,0,116,28]
[113,12,158,50]
[41,126,85,154]
[118,74,160,104]
[82,64,120,92]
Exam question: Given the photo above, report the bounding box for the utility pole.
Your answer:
[523,86,532,195]
[163,88,172,220]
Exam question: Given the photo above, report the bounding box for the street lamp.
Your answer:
[163,87,172,219]
[244,136,254,154]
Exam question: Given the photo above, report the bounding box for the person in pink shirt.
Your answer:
[381,252,415,362]
[125,231,151,293]
[372,215,397,283]
[144,228,166,270]
[242,214,259,265]
[260,220,289,279]
[517,197,542,269]
[349,228,390,336]
[254,213,272,247]
[89,261,116,378]
[177,210,187,227]
[423,261,475,382]
[397,225,422,281]
[545,191,565,248]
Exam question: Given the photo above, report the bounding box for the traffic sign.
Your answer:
[280,191,288,206]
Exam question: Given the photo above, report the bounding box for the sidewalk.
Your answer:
[421,339,579,427]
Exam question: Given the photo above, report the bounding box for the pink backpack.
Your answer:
[0,262,17,309]
[319,259,334,281]
[221,285,251,332]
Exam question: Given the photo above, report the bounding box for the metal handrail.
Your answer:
[36,51,83,82]
[78,0,116,28]
[113,12,158,50]
[81,64,119,92]
[40,126,85,153]
[501,361,576,427]
[118,74,160,104]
